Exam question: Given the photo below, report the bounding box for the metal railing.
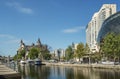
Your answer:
[0,60,19,72]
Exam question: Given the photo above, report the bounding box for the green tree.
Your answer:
[92,52,102,62]
[42,50,51,60]
[17,53,22,60]
[75,43,85,61]
[17,49,26,60]
[84,43,90,54]
[44,53,51,60]
[13,54,17,61]
[65,46,74,61]
[114,33,120,61]
[100,32,120,61]
[28,47,40,59]
[101,32,115,60]
[40,45,51,60]
[20,50,26,58]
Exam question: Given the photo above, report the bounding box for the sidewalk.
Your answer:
[0,62,21,79]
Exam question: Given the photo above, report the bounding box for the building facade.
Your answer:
[97,11,120,43]
[86,4,116,52]
[17,38,48,59]
[53,49,65,61]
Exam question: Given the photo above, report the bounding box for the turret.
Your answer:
[20,40,25,48]
[37,38,41,46]
[20,40,24,45]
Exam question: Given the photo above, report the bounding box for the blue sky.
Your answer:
[0,0,120,56]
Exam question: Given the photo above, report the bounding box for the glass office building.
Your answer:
[97,11,120,43]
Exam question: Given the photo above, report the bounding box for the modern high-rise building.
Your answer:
[97,11,120,43]
[86,4,116,52]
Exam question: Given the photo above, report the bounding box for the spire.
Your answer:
[72,42,74,48]
[20,40,25,47]
[37,38,41,46]
[20,40,24,45]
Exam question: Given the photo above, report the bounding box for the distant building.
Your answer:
[17,38,48,59]
[86,4,116,52]
[53,49,65,61]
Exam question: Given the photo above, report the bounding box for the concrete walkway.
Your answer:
[0,62,21,79]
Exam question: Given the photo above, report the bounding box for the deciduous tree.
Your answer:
[65,46,74,61]
[28,47,40,59]
[101,32,120,61]
[75,43,85,61]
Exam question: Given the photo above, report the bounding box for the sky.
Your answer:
[0,0,120,56]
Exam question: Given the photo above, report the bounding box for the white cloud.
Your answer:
[6,2,33,14]
[62,26,85,33]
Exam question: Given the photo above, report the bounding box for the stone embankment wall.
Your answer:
[44,62,120,69]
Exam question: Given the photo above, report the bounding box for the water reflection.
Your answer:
[93,69,120,79]
[18,65,120,79]
[19,65,50,79]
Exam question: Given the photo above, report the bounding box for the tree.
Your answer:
[44,53,51,60]
[41,50,51,60]
[20,50,26,58]
[84,43,91,63]
[39,45,51,60]
[28,47,40,59]
[84,43,90,54]
[92,52,101,63]
[17,49,26,60]
[100,32,120,61]
[75,43,85,61]
[13,54,17,61]
[65,46,74,61]
[114,33,120,61]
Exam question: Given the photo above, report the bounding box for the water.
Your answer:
[18,64,120,79]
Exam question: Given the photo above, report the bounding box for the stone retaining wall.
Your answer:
[44,62,120,69]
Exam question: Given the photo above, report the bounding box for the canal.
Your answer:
[18,64,120,79]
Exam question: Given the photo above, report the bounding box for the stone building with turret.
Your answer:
[17,38,48,59]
